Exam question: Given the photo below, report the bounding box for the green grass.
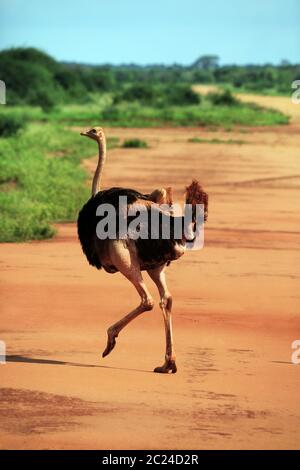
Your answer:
[1,95,289,128]
[89,102,289,127]
[122,138,149,148]
[220,84,292,97]
[0,123,118,242]
[188,137,247,145]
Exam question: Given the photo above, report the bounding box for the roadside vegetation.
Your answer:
[188,137,247,145]
[0,93,289,129]
[0,47,295,242]
[122,139,149,148]
[0,123,118,242]
[0,113,27,137]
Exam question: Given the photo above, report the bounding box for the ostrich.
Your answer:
[77,127,208,373]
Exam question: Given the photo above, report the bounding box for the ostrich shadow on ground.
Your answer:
[5,355,152,374]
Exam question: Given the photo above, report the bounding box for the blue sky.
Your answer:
[0,0,299,65]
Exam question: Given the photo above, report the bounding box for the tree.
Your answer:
[192,55,219,70]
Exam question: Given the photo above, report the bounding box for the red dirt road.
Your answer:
[1,95,300,449]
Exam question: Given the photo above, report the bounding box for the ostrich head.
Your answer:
[80,127,105,143]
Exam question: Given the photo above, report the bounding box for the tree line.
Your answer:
[0,48,299,110]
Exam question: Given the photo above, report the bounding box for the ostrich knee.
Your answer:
[160,294,172,313]
[142,296,155,311]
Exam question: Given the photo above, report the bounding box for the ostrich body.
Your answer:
[77,127,208,373]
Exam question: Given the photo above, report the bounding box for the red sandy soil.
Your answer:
[0,94,300,449]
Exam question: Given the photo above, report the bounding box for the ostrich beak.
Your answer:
[80,130,89,137]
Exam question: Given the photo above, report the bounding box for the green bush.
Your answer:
[27,86,57,112]
[164,84,200,105]
[188,137,246,144]
[122,139,148,148]
[207,89,238,106]
[114,84,156,105]
[114,83,200,107]
[102,105,122,120]
[0,113,26,137]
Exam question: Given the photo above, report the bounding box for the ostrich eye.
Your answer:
[91,129,96,133]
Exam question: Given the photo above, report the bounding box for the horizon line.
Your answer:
[0,46,299,68]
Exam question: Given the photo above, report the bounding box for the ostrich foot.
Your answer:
[154,359,177,374]
[102,328,118,357]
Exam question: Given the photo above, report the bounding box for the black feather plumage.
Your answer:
[77,187,183,271]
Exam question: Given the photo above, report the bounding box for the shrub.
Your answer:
[207,89,239,106]
[188,137,246,144]
[0,113,26,137]
[27,87,57,112]
[102,105,122,120]
[114,84,156,105]
[164,84,200,105]
[114,83,200,107]
[122,139,148,148]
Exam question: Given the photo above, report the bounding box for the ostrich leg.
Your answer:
[148,265,177,374]
[102,241,154,358]
[102,278,153,357]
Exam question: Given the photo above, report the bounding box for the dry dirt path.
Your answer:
[1,93,300,449]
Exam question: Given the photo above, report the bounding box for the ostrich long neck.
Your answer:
[92,138,106,196]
